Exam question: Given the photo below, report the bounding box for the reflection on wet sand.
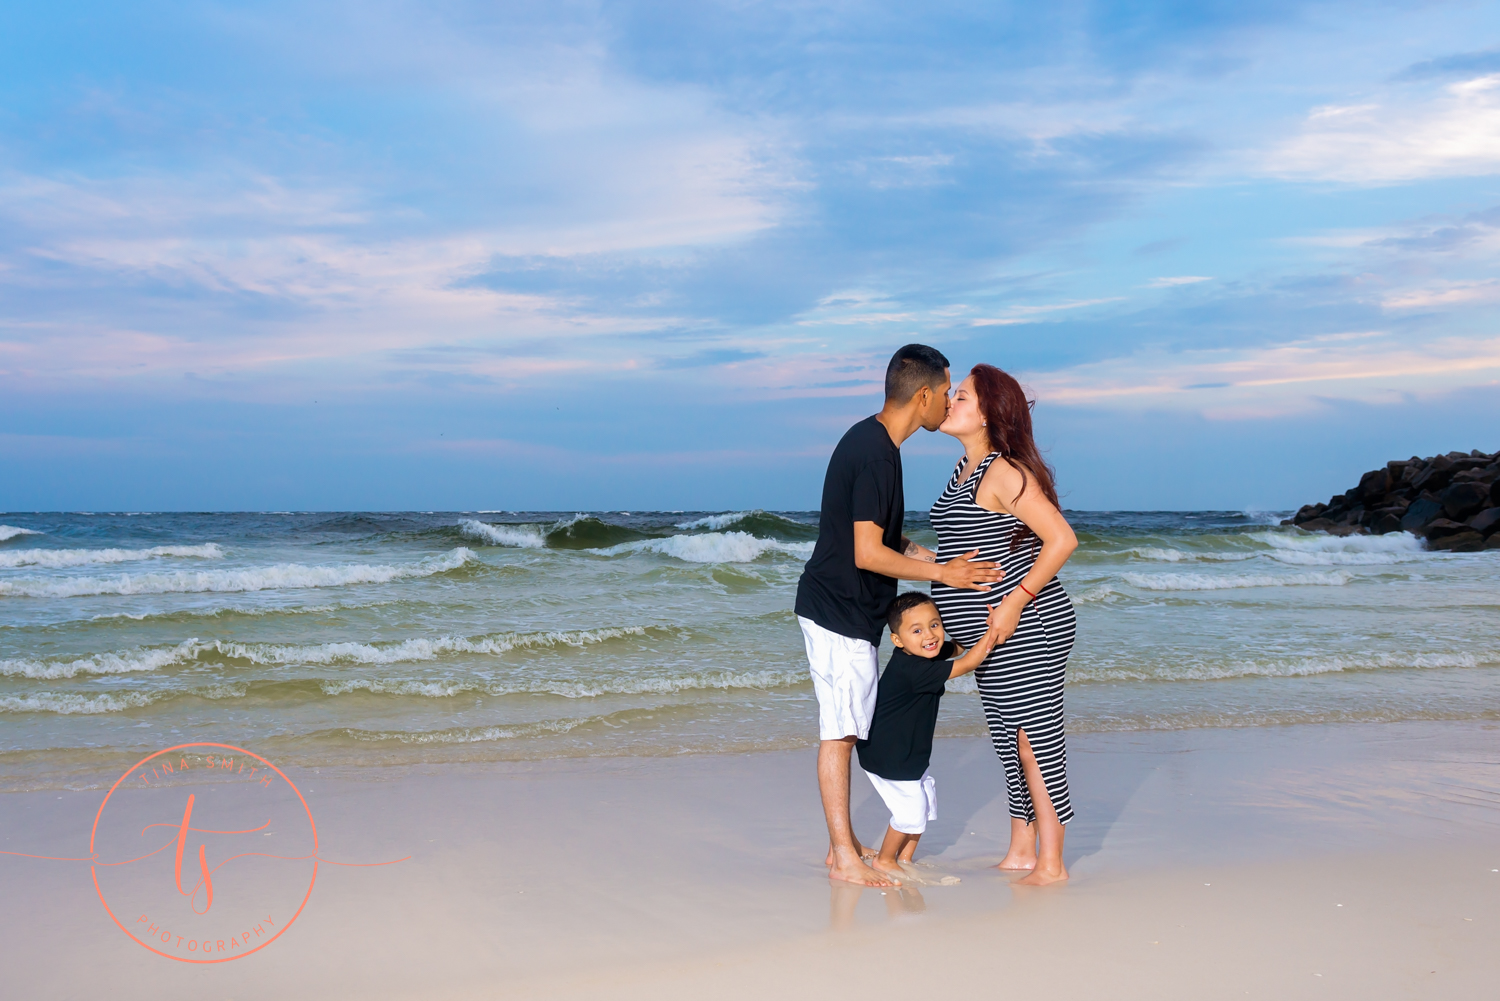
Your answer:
[829,879,929,929]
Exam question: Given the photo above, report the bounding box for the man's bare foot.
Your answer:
[828,843,871,866]
[996,854,1036,871]
[1014,865,1068,886]
[829,857,898,887]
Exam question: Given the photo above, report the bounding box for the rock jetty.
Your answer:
[1282,449,1500,552]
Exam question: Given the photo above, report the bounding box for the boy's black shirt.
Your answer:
[856,640,957,781]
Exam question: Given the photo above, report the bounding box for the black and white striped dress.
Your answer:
[930,451,1077,826]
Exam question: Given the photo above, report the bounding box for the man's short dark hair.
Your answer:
[887,590,939,634]
[884,344,951,402]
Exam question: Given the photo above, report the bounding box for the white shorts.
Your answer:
[867,770,937,835]
[798,616,880,741]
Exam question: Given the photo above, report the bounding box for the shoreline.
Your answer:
[4,718,1497,998]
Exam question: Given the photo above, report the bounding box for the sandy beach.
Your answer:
[4,718,1496,999]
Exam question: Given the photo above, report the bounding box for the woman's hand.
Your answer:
[986,593,1025,645]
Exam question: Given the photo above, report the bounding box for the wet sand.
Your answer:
[3,720,1498,999]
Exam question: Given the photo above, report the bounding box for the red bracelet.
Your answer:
[1018,582,1037,600]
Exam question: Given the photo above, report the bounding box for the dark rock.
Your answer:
[1400,498,1445,533]
[1431,531,1485,552]
[1292,503,1326,523]
[1423,518,1468,541]
[1355,468,1391,499]
[1470,507,1500,537]
[1488,534,1500,550]
[1289,449,1500,538]
[1411,463,1454,492]
[1440,481,1490,520]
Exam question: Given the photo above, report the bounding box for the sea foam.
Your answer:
[0,547,476,598]
[0,525,42,542]
[1250,530,1426,566]
[0,543,223,569]
[599,531,813,563]
[1123,570,1354,590]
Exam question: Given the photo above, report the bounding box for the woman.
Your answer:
[930,364,1078,885]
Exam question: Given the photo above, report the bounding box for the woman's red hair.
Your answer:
[969,363,1058,549]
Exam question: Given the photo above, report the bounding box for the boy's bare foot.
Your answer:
[996,853,1036,871]
[830,857,898,886]
[868,856,906,881]
[1014,865,1068,886]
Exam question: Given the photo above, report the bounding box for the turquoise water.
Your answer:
[2,510,1498,789]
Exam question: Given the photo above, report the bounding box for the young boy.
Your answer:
[856,590,1001,879]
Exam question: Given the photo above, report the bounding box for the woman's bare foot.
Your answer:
[1014,864,1068,887]
[996,852,1036,871]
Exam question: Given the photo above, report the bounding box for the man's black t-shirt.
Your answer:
[794,415,904,645]
[856,641,956,781]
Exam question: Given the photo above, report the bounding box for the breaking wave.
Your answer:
[1122,570,1354,591]
[0,548,476,598]
[458,519,546,548]
[1070,650,1490,683]
[598,531,814,563]
[1250,530,1426,566]
[0,626,665,678]
[0,543,224,569]
[321,666,806,700]
[0,526,42,542]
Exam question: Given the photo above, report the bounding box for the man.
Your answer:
[795,344,1003,886]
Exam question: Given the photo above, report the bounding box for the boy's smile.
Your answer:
[891,601,947,659]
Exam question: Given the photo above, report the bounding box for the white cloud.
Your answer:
[1021,332,1500,418]
[1382,280,1500,310]
[1146,276,1212,287]
[1269,74,1500,183]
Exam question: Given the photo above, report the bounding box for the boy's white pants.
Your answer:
[867,769,937,835]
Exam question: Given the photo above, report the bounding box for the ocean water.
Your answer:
[2,510,1498,790]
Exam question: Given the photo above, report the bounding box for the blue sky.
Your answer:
[2,0,1499,511]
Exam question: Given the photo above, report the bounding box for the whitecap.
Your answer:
[675,511,755,531]
[0,547,476,598]
[1123,547,1255,563]
[0,543,224,569]
[0,639,207,680]
[1069,650,1488,683]
[215,626,656,666]
[0,692,157,714]
[0,525,42,542]
[1122,570,1353,591]
[459,519,546,548]
[325,665,809,704]
[598,531,813,563]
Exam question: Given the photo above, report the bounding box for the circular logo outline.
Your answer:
[91,742,319,963]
